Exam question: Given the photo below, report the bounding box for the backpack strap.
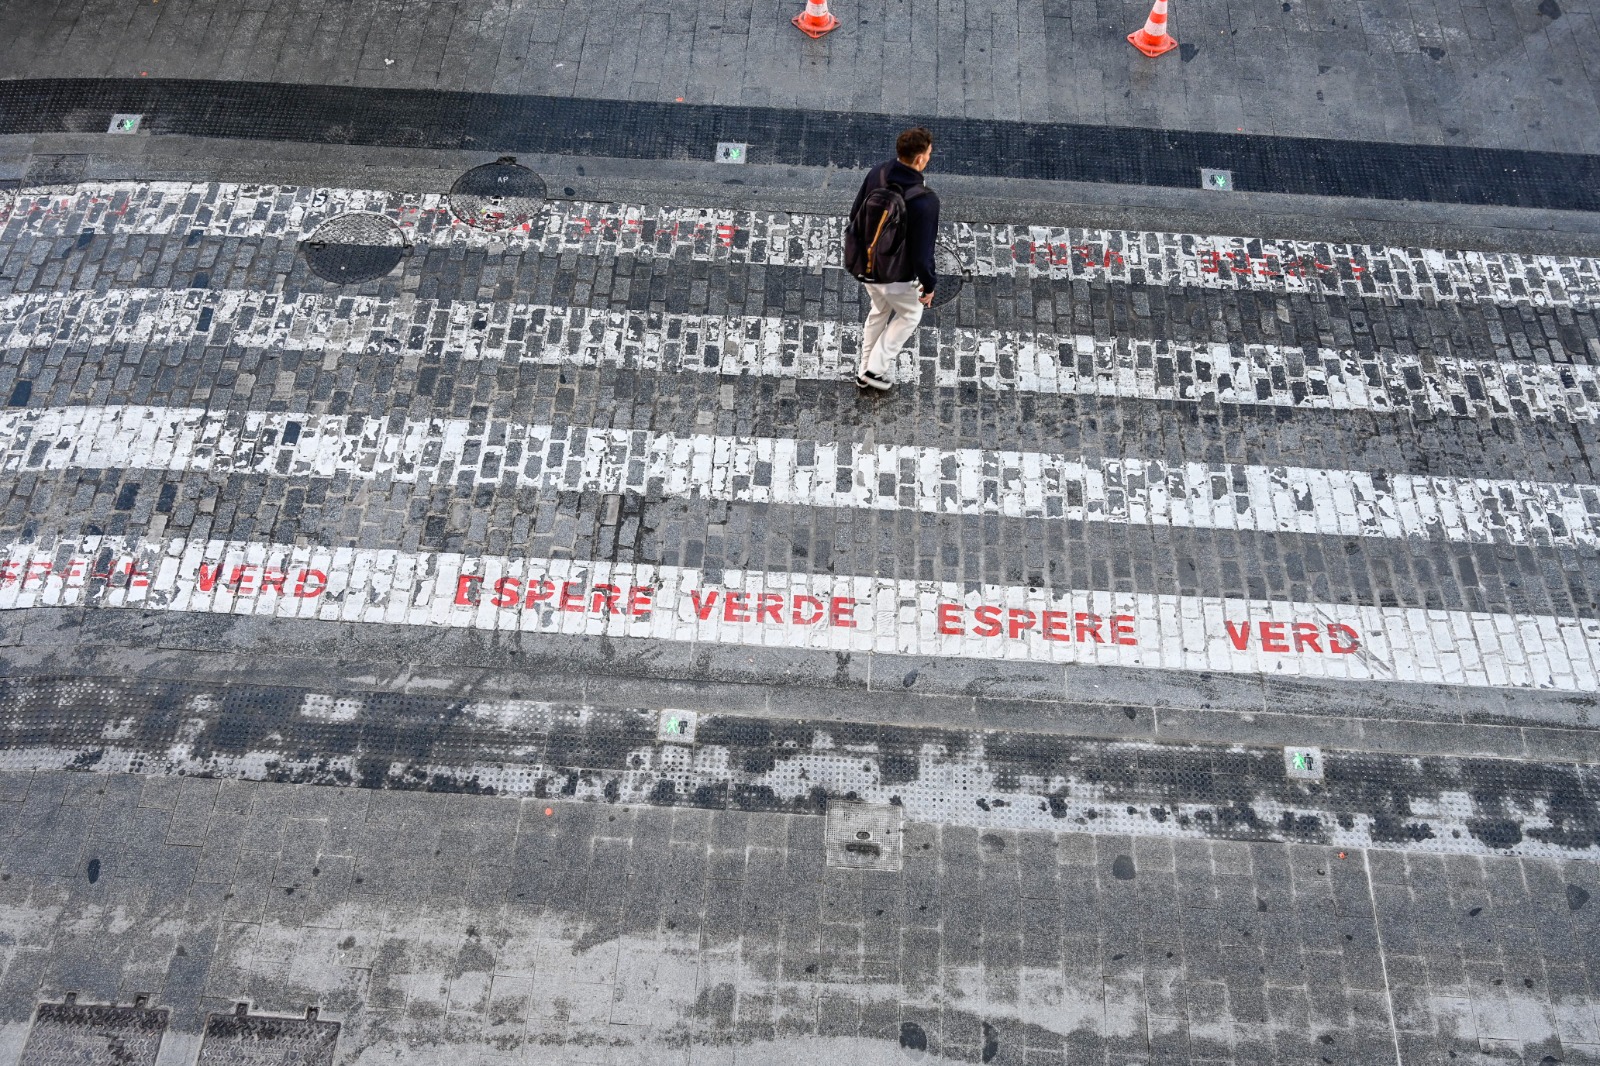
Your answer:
[864,208,893,277]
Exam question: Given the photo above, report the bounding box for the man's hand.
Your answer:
[919,290,935,306]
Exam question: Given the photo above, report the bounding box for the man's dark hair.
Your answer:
[896,127,934,162]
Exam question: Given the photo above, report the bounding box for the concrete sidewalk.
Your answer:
[1,768,1597,1066]
[0,0,1594,155]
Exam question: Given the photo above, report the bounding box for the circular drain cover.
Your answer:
[448,158,547,231]
[302,212,406,283]
[930,242,968,308]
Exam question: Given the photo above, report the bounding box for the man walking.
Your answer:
[845,127,940,392]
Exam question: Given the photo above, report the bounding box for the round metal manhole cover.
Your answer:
[302,212,406,283]
[448,158,548,231]
[930,241,968,308]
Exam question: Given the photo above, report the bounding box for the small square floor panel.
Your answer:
[826,800,905,871]
[19,1002,169,1066]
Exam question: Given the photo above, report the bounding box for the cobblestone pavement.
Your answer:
[3,183,1600,692]
[4,168,1600,1065]
[0,0,1595,154]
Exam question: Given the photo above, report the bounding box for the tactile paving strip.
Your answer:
[1,674,1598,860]
[19,1002,168,1066]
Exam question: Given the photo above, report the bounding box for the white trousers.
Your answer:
[860,281,924,379]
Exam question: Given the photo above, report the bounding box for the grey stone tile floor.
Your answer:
[0,770,1597,1064]
[0,0,1594,153]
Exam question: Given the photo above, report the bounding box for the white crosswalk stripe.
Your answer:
[4,405,1597,547]
[6,182,1600,308]
[3,289,1595,421]
[2,534,1595,691]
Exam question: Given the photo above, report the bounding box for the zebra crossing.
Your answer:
[2,180,1599,694]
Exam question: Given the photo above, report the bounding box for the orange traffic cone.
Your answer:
[1127,0,1178,56]
[792,0,839,37]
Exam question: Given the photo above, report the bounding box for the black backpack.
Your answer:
[844,175,927,283]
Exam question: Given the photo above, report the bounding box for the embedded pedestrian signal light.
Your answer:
[1284,746,1324,781]
[716,142,749,165]
[1201,168,1234,191]
[658,708,698,744]
[108,113,143,135]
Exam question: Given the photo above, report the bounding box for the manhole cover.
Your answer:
[930,240,968,308]
[825,801,904,871]
[448,158,547,231]
[197,1008,339,1066]
[301,212,406,283]
[20,1000,169,1066]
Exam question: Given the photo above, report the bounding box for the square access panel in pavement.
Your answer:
[826,800,905,872]
[19,1000,169,1066]
[197,1007,340,1066]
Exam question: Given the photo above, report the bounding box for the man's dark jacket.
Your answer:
[850,159,940,292]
